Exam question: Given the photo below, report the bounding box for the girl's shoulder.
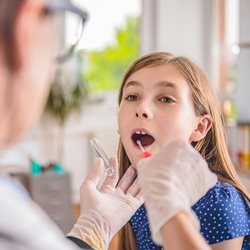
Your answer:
[192,181,250,245]
[193,181,250,209]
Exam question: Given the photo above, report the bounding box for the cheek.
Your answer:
[36,19,56,75]
[156,114,195,143]
[117,106,127,134]
[118,108,134,156]
[118,121,128,147]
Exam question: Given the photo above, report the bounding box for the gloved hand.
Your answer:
[68,157,143,250]
[137,139,218,245]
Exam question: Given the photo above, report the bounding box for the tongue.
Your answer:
[140,134,154,147]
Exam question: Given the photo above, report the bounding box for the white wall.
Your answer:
[141,0,217,81]
[235,0,250,122]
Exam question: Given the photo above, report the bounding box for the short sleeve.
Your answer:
[130,205,163,250]
[192,182,250,245]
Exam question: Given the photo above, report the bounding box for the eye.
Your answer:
[159,96,175,103]
[125,95,138,101]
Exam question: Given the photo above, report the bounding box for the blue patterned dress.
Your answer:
[130,182,250,250]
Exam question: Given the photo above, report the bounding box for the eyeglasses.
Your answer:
[45,0,88,63]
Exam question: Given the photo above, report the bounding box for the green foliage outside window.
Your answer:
[84,16,140,91]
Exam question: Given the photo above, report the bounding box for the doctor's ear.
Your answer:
[190,115,213,142]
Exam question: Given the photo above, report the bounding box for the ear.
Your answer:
[15,0,42,67]
[190,115,213,142]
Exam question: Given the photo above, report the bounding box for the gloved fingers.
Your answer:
[100,156,119,190]
[205,171,218,188]
[193,167,217,203]
[137,157,151,177]
[83,158,104,186]
[125,177,141,196]
[135,190,144,203]
[117,166,137,193]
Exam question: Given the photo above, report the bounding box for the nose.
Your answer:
[135,102,153,119]
[136,112,148,118]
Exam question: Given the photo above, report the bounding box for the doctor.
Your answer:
[0,0,143,249]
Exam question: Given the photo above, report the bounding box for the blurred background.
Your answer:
[0,0,250,248]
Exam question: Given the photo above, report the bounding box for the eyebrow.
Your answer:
[124,80,177,89]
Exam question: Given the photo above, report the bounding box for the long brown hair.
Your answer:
[117,52,250,250]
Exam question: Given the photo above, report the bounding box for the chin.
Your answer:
[128,155,140,169]
[9,114,38,144]
[4,130,27,148]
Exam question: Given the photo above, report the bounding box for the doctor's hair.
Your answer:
[0,0,23,71]
[117,51,250,250]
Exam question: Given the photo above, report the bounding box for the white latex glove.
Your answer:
[68,157,143,250]
[137,139,218,245]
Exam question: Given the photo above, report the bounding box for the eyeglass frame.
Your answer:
[45,0,88,63]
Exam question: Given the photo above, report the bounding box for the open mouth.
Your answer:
[131,130,155,147]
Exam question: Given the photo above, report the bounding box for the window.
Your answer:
[71,0,142,91]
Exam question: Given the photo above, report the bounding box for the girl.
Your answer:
[117,52,250,250]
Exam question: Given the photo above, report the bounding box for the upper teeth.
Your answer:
[135,131,146,135]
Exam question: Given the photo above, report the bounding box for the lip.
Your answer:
[130,128,154,149]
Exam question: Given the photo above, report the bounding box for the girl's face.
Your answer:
[118,64,203,168]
